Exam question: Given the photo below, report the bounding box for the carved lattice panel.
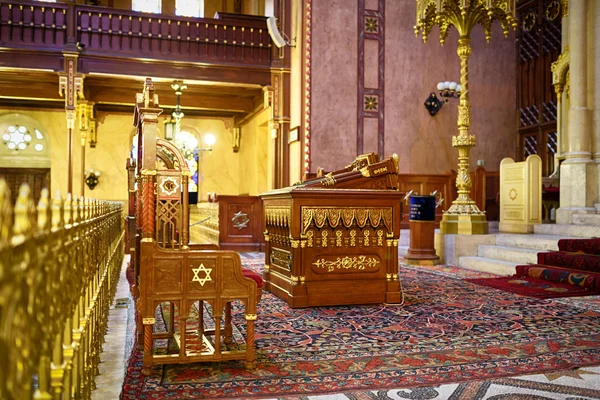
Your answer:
[523,134,538,158]
[156,199,182,248]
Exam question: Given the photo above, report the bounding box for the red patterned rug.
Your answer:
[121,261,600,399]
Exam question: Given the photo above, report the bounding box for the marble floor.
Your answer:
[91,257,131,400]
[91,255,600,400]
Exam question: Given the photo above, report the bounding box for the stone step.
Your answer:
[573,214,600,226]
[534,223,600,238]
[477,245,539,264]
[495,233,564,251]
[458,256,517,276]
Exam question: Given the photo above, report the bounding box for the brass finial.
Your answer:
[12,184,36,242]
[51,191,64,231]
[37,188,51,231]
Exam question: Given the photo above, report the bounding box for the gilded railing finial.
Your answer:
[52,191,64,231]
[12,184,36,243]
[37,188,51,231]
[0,180,12,247]
[79,196,85,222]
[64,193,73,226]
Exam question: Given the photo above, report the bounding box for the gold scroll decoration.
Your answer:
[311,255,381,273]
[302,207,393,234]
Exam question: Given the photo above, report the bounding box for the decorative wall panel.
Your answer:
[358,0,385,156]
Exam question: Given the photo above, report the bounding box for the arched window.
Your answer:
[176,0,204,18]
[1,124,47,156]
[132,0,161,14]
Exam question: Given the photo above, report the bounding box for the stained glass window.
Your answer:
[2,125,45,152]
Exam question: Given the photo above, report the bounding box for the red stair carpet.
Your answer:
[468,238,600,299]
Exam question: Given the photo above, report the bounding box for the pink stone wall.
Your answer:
[309,0,516,174]
[310,0,358,171]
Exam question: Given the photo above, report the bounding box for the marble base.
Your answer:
[439,213,489,235]
[557,160,599,224]
[435,232,496,266]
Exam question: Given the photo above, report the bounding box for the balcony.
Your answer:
[0,1,273,85]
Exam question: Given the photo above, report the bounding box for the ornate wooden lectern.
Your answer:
[260,154,404,308]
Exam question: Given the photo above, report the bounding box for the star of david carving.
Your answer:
[191,263,212,286]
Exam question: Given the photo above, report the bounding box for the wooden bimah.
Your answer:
[260,154,404,308]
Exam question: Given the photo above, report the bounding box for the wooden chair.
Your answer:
[126,78,262,375]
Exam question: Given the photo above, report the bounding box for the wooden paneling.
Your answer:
[397,173,454,229]
[0,167,50,206]
[397,167,499,227]
[217,195,264,251]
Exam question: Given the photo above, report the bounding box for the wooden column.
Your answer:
[58,53,84,196]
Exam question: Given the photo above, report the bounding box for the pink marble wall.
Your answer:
[309,0,516,174]
[310,0,358,171]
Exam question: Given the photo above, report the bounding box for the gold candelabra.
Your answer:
[414,0,517,234]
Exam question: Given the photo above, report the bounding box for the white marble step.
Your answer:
[458,256,517,276]
[495,233,565,251]
[573,214,600,226]
[534,223,600,238]
[477,245,539,264]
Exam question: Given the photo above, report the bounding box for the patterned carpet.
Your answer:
[121,254,600,399]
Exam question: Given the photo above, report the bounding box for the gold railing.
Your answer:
[0,180,125,400]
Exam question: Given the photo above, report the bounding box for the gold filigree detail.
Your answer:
[143,318,156,325]
[350,230,356,247]
[320,172,336,187]
[302,207,394,234]
[377,230,384,246]
[509,188,518,201]
[363,230,370,247]
[321,230,328,247]
[335,230,342,247]
[245,314,257,321]
[312,256,380,273]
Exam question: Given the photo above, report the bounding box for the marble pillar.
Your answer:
[557,0,599,224]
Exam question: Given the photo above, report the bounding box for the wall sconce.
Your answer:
[201,133,216,152]
[85,168,101,190]
[424,81,461,116]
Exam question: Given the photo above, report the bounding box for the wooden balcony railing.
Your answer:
[0,1,68,49]
[0,1,272,67]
